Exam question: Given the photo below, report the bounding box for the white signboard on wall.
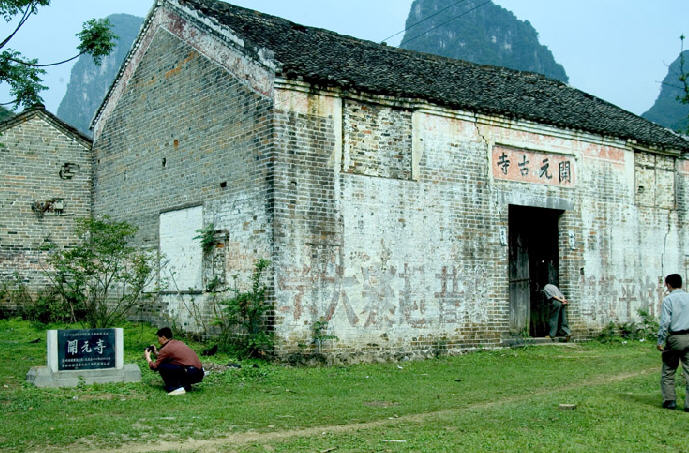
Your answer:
[159,205,203,292]
[492,145,575,187]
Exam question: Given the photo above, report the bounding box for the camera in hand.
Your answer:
[145,345,156,353]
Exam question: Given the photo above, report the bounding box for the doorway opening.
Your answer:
[508,205,561,337]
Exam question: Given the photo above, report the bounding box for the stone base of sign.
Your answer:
[26,364,141,388]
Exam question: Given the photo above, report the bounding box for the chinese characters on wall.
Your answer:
[57,329,116,370]
[492,145,575,186]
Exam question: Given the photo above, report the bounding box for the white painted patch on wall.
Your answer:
[159,205,203,292]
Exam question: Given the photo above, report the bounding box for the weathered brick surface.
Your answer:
[0,110,92,294]
[271,91,340,349]
[271,86,689,359]
[343,101,413,180]
[92,19,274,329]
[272,93,500,357]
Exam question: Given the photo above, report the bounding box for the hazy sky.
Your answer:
[2,0,688,117]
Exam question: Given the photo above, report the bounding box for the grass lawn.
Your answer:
[1,319,687,452]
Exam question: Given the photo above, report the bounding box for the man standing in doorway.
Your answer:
[543,283,571,341]
[657,273,689,411]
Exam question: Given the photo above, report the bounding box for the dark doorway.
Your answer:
[508,205,561,337]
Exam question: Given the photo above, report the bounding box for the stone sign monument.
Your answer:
[26,328,141,387]
[57,328,117,370]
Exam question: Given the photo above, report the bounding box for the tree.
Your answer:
[1,0,117,109]
[44,217,153,328]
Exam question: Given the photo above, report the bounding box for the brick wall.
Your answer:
[272,89,342,352]
[344,100,413,180]
[273,90,505,360]
[272,83,689,361]
[678,160,689,287]
[92,16,274,330]
[0,111,92,295]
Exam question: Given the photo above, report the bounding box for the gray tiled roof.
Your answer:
[180,0,689,152]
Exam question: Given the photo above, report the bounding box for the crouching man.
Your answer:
[144,327,204,395]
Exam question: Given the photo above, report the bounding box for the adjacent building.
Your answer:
[0,105,92,296]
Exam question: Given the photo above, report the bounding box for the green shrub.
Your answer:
[23,287,73,323]
[193,223,217,254]
[0,275,72,323]
[215,259,272,358]
[617,321,640,340]
[311,317,338,352]
[596,309,659,343]
[596,321,619,343]
[44,217,153,328]
[636,309,659,340]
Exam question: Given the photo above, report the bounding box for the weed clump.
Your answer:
[0,274,72,323]
[596,309,658,343]
[215,259,273,359]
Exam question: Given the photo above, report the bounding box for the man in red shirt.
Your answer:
[144,327,204,395]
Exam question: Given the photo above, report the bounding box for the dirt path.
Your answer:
[61,366,657,453]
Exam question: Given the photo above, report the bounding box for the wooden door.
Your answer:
[509,205,561,336]
[509,208,530,334]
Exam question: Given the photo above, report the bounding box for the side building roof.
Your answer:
[0,104,92,149]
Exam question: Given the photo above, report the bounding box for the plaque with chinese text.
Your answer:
[57,329,116,370]
[492,145,575,187]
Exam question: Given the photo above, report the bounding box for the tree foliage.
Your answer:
[44,217,152,328]
[0,0,117,109]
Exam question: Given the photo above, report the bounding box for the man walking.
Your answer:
[543,283,572,341]
[657,274,689,411]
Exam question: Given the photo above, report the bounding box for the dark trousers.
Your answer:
[158,363,204,392]
[661,334,689,408]
[548,300,571,337]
